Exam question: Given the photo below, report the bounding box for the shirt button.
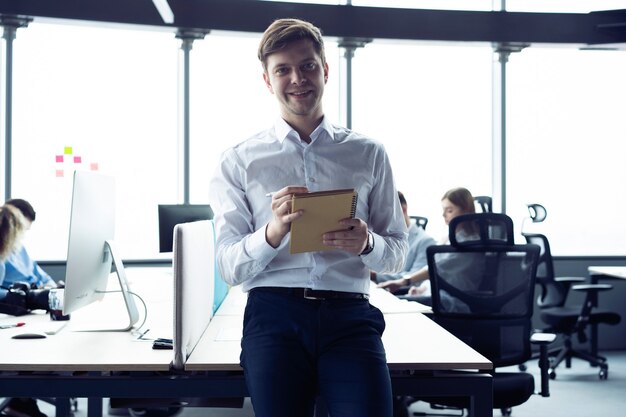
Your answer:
[310,177,316,182]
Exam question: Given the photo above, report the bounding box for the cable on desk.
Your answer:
[98,290,148,336]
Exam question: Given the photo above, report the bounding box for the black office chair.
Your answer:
[409,215,428,230]
[406,213,554,417]
[522,204,621,380]
[473,196,493,213]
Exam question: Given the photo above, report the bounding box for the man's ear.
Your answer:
[263,72,274,94]
[324,62,329,84]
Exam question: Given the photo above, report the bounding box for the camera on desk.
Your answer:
[0,281,69,320]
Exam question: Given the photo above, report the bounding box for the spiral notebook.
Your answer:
[289,188,358,254]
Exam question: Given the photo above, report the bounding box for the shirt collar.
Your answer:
[274,116,335,144]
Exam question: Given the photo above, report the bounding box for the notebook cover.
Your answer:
[289,188,358,254]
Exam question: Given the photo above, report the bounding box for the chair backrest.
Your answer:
[473,196,493,213]
[428,213,540,368]
[448,212,514,247]
[409,215,428,230]
[522,232,568,308]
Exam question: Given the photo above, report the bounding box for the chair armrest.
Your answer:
[530,332,556,345]
[554,276,586,284]
[530,332,556,397]
[572,283,613,293]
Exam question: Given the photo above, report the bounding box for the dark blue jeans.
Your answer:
[241,288,392,417]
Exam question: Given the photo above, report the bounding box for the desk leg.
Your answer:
[469,375,493,417]
[54,398,71,417]
[590,274,599,360]
[87,398,103,417]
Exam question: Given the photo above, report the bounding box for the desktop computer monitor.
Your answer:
[62,171,139,331]
[158,204,213,253]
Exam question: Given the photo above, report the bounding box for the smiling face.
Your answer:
[263,38,328,129]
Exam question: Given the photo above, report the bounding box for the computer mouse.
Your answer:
[11,332,47,339]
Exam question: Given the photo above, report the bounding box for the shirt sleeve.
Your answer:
[209,149,280,286]
[33,262,56,288]
[359,143,408,274]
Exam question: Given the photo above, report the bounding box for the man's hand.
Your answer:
[322,218,369,255]
[265,186,308,248]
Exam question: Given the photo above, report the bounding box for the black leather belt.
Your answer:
[252,287,369,301]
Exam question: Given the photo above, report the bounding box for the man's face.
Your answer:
[263,39,328,123]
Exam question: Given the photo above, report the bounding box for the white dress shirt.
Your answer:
[209,117,408,295]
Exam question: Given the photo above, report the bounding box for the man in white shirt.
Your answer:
[209,18,407,417]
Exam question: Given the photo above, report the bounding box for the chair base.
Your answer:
[548,337,609,380]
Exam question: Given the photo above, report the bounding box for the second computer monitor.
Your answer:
[158,204,214,253]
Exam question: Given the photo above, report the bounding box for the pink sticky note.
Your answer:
[56,155,64,163]
[74,156,82,163]
[55,169,64,177]
[90,163,99,171]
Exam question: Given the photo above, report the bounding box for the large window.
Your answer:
[507,47,626,256]
[11,22,179,260]
[351,42,493,240]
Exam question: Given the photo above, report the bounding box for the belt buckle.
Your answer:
[303,288,325,300]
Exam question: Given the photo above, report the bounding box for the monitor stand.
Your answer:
[71,240,140,332]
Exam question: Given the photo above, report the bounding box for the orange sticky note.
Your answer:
[55,169,64,177]
[90,163,99,171]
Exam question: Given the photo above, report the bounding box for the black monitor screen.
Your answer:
[158,204,214,252]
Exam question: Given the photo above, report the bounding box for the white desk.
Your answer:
[0,267,174,372]
[0,270,492,417]
[186,287,492,416]
[588,266,626,280]
[186,311,490,372]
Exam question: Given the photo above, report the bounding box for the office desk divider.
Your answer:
[172,220,217,370]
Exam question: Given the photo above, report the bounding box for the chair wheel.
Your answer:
[518,363,527,371]
[549,370,557,380]
[599,368,608,380]
[501,407,512,416]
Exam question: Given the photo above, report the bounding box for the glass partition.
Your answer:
[11,22,179,259]
[507,47,626,255]
[351,41,493,240]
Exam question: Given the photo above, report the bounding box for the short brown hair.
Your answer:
[258,18,326,72]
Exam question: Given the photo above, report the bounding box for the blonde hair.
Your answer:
[0,205,26,260]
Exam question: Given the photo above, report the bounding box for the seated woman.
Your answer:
[377,187,477,305]
[0,202,51,417]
